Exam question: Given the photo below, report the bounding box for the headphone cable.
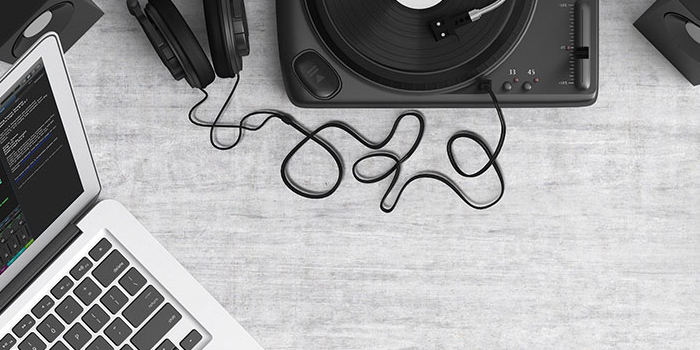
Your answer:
[188,75,506,212]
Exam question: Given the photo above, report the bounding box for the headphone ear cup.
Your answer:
[127,0,186,81]
[204,0,250,78]
[147,0,216,89]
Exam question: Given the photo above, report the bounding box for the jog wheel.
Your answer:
[305,0,537,92]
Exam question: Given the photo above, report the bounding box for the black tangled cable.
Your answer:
[188,75,505,212]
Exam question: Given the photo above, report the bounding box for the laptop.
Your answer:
[0,33,263,350]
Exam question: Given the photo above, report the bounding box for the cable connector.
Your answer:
[478,80,493,93]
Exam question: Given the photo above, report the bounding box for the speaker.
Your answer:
[635,0,700,86]
[0,0,103,64]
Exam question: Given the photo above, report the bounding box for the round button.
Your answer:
[523,82,533,91]
[293,51,341,100]
[502,82,513,92]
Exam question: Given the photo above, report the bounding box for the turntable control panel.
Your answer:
[483,0,597,103]
[276,0,599,108]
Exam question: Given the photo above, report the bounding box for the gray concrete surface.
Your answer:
[2,0,699,349]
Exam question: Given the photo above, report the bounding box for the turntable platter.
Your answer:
[305,0,537,92]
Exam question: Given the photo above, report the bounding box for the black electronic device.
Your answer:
[127,0,250,89]
[0,0,103,64]
[276,0,599,108]
[635,0,700,86]
[124,0,542,212]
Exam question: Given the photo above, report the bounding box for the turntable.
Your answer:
[276,0,599,107]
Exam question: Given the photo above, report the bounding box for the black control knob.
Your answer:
[574,47,590,59]
[523,82,533,91]
[502,82,513,91]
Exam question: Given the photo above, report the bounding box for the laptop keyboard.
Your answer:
[0,214,32,274]
[1,237,206,350]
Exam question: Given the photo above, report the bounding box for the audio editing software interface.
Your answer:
[0,60,83,275]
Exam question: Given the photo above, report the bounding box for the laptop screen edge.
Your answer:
[0,32,101,302]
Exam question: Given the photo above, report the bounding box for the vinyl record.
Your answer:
[305,0,537,92]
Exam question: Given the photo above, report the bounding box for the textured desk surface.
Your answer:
[3,0,700,349]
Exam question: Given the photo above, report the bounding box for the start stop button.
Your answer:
[293,51,341,100]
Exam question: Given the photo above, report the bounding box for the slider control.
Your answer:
[574,0,592,90]
[574,46,589,59]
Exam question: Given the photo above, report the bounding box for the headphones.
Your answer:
[127,0,250,89]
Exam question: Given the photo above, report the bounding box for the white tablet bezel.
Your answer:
[0,33,100,290]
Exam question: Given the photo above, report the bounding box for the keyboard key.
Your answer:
[89,239,112,261]
[120,346,133,350]
[104,318,131,346]
[37,315,65,343]
[52,277,75,299]
[0,334,16,350]
[63,324,91,350]
[19,333,46,350]
[92,251,129,287]
[180,330,202,350]
[7,236,20,255]
[13,314,35,338]
[32,296,55,319]
[86,336,112,350]
[123,286,163,327]
[130,304,181,350]
[100,287,128,314]
[50,341,70,350]
[82,305,110,332]
[70,258,94,281]
[74,278,102,306]
[118,268,146,296]
[155,339,175,350]
[56,296,83,324]
[0,245,12,264]
[17,228,31,246]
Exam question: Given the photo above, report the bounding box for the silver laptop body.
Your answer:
[0,33,263,350]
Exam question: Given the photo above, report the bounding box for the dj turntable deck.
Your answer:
[277,0,599,107]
